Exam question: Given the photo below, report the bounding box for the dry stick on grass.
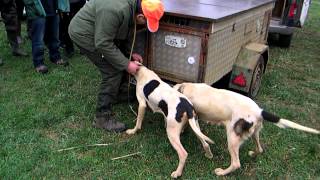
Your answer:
[111,152,142,161]
[56,141,127,152]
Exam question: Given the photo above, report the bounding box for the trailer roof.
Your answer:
[162,0,275,21]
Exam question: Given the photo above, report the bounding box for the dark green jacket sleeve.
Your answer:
[94,9,129,71]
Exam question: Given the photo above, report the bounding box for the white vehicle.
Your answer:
[269,0,311,47]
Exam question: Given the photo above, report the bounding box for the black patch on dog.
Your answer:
[158,100,168,117]
[261,110,280,123]
[143,80,160,100]
[175,97,194,122]
[234,118,253,136]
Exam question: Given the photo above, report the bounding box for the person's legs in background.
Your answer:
[0,0,27,57]
[44,15,67,65]
[30,17,47,73]
[15,0,31,42]
[60,0,86,58]
[15,0,24,44]
[59,12,73,57]
[26,19,32,40]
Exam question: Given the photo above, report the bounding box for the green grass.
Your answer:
[1,1,320,179]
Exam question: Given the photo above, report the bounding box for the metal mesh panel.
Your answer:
[133,30,147,59]
[205,7,270,84]
[150,30,202,82]
[161,15,211,30]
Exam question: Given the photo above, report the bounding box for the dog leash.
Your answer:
[127,18,138,117]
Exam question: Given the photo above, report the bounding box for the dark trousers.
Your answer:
[15,0,31,39]
[77,47,127,114]
[31,15,61,67]
[0,0,19,50]
[15,0,24,36]
[59,0,86,54]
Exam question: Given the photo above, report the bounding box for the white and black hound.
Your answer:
[126,66,213,178]
[174,82,320,176]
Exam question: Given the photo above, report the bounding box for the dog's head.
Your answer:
[134,65,162,83]
[133,63,146,79]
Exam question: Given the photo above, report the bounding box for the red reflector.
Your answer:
[288,0,297,18]
[232,72,247,87]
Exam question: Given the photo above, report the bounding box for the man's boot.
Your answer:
[10,38,28,56]
[12,46,28,57]
[92,111,127,133]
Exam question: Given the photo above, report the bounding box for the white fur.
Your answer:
[126,67,213,178]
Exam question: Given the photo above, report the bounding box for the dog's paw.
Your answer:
[205,151,213,159]
[248,151,255,157]
[126,129,136,135]
[171,170,182,178]
[214,168,226,176]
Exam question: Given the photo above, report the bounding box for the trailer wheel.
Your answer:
[248,56,265,98]
[279,34,293,48]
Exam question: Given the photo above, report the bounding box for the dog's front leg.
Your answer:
[126,98,147,135]
[214,130,242,176]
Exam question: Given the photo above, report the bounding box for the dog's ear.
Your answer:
[234,118,253,136]
[178,84,185,93]
[173,84,184,93]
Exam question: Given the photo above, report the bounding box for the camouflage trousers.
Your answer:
[0,0,20,50]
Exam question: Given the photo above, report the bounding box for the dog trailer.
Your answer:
[134,0,275,98]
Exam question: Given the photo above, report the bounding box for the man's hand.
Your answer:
[131,53,143,63]
[127,61,140,75]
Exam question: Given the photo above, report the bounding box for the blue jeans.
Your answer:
[31,15,61,67]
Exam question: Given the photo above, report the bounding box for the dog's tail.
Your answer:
[188,118,214,144]
[261,110,320,134]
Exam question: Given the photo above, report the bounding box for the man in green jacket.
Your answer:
[69,0,164,132]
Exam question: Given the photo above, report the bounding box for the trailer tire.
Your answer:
[248,56,265,98]
[279,34,293,48]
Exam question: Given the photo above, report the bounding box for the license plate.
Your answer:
[165,35,187,48]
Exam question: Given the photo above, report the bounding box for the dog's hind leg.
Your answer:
[214,130,242,176]
[166,125,188,178]
[195,120,213,159]
[126,97,147,135]
[249,124,263,157]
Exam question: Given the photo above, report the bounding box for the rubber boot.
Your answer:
[8,33,28,57]
[92,111,127,133]
[12,45,28,57]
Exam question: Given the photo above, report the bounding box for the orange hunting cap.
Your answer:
[141,0,164,32]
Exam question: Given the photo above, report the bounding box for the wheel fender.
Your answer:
[228,43,268,93]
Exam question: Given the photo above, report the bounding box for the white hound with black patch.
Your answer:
[126,66,213,178]
[174,83,320,176]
